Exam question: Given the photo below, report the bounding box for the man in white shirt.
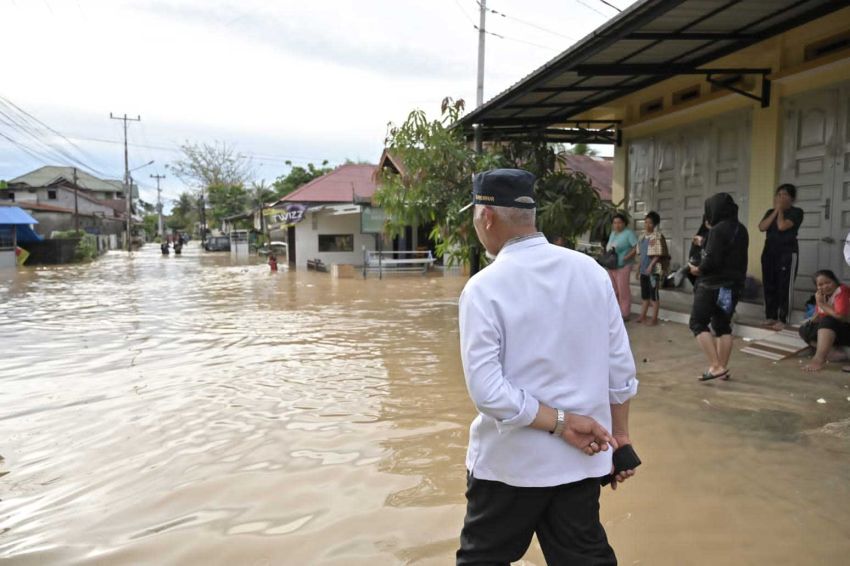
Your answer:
[456,169,639,565]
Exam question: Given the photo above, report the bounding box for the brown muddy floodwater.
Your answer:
[1,243,849,565]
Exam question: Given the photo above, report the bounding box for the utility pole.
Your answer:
[72,166,80,234]
[150,173,166,239]
[109,112,141,251]
[470,0,487,277]
[476,0,486,108]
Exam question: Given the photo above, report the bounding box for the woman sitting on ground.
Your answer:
[799,270,850,372]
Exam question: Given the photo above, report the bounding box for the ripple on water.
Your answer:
[0,244,470,564]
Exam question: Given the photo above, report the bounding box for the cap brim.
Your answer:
[458,201,475,214]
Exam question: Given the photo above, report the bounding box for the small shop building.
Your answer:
[268,164,386,269]
[0,206,42,269]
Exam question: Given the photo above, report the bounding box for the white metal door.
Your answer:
[780,88,839,292]
[626,110,751,270]
[836,87,850,281]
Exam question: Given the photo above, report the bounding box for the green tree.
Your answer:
[207,184,248,225]
[375,97,502,265]
[142,213,159,239]
[376,98,619,260]
[567,143,598,156]
[272,160,332,198]
[168,191,198,230]
[167,141,254,188]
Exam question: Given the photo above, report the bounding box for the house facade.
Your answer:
[270,164,384,269]
[460,0,850,304]
[2,166,127,243]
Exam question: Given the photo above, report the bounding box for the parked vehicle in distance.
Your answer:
[204,236,230,252]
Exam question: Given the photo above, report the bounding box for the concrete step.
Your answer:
[627,282,807,341]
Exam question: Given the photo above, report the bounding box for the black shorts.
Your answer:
[640,274,659,301]
[689,285,739,336]
[799,317,850,346]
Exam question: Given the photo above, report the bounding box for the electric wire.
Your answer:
[599,0,623,13]
[474,1,577,41]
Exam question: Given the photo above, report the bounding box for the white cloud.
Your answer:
[0,0,629,204]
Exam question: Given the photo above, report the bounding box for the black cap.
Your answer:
[459,168,536,213]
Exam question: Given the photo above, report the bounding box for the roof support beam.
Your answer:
[575,65,773,107]
[624,31,755,40]
[574,64,772,76]
[533,86,636,93]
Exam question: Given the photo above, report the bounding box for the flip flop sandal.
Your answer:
[699,369,730,381]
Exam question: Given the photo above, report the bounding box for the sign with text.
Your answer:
[360,206,387,234]
[264,204,307,227]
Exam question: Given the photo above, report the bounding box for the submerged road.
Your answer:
[1,243,849,564]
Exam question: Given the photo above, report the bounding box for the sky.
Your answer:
[0,0,636,211]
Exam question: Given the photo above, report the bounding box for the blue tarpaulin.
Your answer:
[0,206,39,225]
[0,206,43,243]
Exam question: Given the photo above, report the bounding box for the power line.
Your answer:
[0,96,118,178]
[0,95,108,171]
[475,0,577,41]
[452,0,476,26]
[574,0,609,18]
[599,0,623,13]
[474,24,557,51]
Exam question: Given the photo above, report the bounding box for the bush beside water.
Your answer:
[51,230,98,262]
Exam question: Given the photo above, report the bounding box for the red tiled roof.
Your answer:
[280,164,378,204]
[559,154,613,201]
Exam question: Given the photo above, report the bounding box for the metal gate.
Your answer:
[627,110,752,269]
[780,82,850,297]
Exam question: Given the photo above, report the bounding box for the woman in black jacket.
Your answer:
[688,193,749,381]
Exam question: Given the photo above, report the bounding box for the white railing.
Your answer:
[362,249,435,279]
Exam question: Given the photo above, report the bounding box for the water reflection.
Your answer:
[1,244,849,565]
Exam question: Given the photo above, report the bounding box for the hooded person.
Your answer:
[688,192,749,381]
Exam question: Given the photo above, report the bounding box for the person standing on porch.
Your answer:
[636,211,667,326]
[456,168,639,565]
[689,193,749,382]
[758,183,803,331]
[606,213,638,321]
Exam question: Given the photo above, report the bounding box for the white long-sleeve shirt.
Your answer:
[459,234,638,487]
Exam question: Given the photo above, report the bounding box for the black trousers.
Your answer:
[689,285,739,337]
[762,248,797,323]
[457,473,616,566]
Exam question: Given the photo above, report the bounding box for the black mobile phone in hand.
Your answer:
[600,444,641,486]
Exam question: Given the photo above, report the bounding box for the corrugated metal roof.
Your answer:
[459,0,850,142]
[279,164,378,204]
[9,166,124,193]
[0,205,39,225]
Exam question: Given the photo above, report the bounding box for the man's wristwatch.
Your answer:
[550,409,565,436]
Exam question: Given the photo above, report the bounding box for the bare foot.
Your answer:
[636,317,646,324]
[770,322,786,331]
[802,359,826,372]
[647,318,659,326]
[827,349,848,362]
[761,319,778,328]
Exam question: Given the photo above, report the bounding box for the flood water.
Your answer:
[1,243,849,565]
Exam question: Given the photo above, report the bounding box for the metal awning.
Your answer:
[0,206,39,225]
[459,0,850,144]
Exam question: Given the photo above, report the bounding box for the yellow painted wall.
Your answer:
[577,7,850,279]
